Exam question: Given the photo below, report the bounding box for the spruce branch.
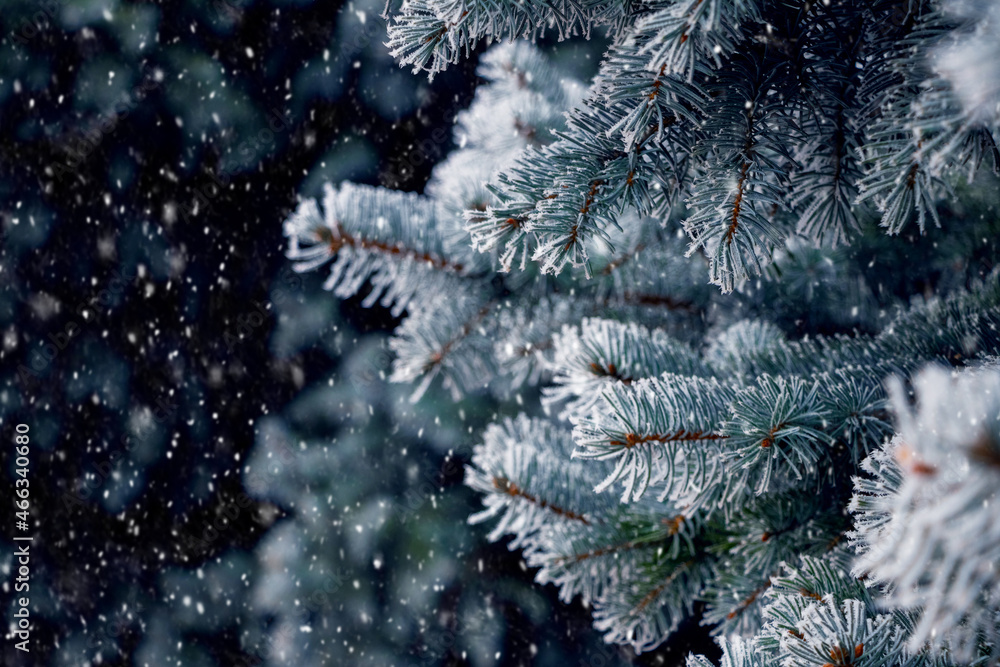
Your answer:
[849,365,1000,661]
[467,415,616,547]
[528,504,698,606]
[386,0,634,76]
[544,317,710,421]
[687,636,769,667]
[284,183,476,317]
[632,0,759,80]
[592,554,714,653]
[721,374,832,498]
[574,373,736,502]
[389,291,497,401]
[683,57,796,292]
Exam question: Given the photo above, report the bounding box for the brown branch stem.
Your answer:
[492,476,590,525]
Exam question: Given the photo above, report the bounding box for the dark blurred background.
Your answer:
[0,0,719,664]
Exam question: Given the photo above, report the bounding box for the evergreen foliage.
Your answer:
[285,0,1000,662]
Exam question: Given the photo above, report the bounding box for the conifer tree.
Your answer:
[284,0,1000,662]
